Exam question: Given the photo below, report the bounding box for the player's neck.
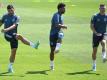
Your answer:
[8,13,14,16]
[100,12,105,15]
[58,11,62,15]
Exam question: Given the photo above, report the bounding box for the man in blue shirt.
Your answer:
[90,4,107,71]
[49,3,67,70]
[0,5,40,73]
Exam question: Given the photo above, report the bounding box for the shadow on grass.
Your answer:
[0,71,25,77]
[0,72,9,74]
[26,69,50,75]
[66,70,100,75]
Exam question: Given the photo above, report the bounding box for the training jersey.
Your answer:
[1,13,19,35]
[91,13,107,34]
[50,12,64,35]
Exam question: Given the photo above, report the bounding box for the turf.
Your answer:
[0,0,107,80]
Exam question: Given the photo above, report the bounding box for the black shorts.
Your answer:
[5,33,18,49]
[92,34,104,48]
[50,33,58,47]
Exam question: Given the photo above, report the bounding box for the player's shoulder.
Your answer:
[2,13,8,17]
[93,13,99,17]
[91,13,99,19]
[53,12,59,17]
[14,14,20,18]
[14,14,20,19]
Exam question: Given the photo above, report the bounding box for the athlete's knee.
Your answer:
[92,50,97,58]
[101,40,106,46]
[93,47,97,54]
[11,48,17,56]
[57,38,62,43]
[102,40,106,43]
[16,34,23,40]
[50,47,55,53]
[51,50,55,54]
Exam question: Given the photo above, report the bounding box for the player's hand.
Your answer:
[62,25,67,29]
[95,32,102,36]
[1,29,8,33]
[64,26,67,29]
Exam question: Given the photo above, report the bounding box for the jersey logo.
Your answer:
[97,18,100,22]
[104,18,107,22]
[12,18,15,22]
[4,19,7,22]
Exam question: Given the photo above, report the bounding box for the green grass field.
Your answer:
[0,0,107,80]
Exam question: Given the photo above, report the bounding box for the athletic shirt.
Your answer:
[50,12,63,35]
[91,13,107,34]
[1,13,19,35]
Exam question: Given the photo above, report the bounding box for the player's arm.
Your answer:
[90,15,102,36]
[1,24,17,33]
[90,23,97,34]
[1,16,19,33]
[90,22,102,36]
[54,14,67,29]
[57,24,67,29]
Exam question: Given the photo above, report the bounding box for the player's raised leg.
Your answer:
[55,32,64,53]
[16,34,40,49]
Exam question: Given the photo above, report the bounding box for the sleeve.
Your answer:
[91,15,96,24]
[61,16,64,24]
[14,16,20,25]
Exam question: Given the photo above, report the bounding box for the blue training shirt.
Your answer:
[91,13,107,34]
[1,13,19,35]
[50,12,64,35]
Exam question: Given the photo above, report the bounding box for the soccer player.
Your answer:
[49,3,67,70]
[0,5,40,73]
[90,4,107,71]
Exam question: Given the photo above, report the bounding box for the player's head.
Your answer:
[57,3,66,14]
[7,5,15,15]
[99,4,106,14]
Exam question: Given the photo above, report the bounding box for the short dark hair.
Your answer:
[57,3,65,9]
[7,4,14,9]
[100,4,106,7]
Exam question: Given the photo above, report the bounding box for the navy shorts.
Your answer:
[5,33,18,49]
[50,33,58,47]
[92,34,104,48]
[49,32,64,47]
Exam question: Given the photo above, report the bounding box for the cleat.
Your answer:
[92,65,96,71]
[50,66,54,71]
[34,41,40,49]
[8,67,14,73]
